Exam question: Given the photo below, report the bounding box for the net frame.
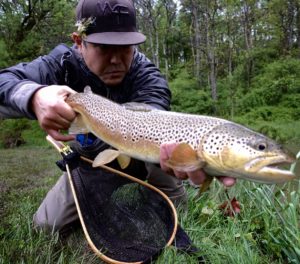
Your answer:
[46,135,178,264]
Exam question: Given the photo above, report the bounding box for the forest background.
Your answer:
[1,1,300,263]
[0,0,300,146]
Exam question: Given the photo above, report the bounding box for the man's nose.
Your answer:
[110,53,121,64]
[109,48,122,64]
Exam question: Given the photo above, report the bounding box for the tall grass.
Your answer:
[0,148,100,264]
[1,147,299,263]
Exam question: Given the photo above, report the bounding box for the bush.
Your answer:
[0,119,46,148]
[0,119,30,148]
[232,58,300,115]
[169,70,213,114]
[0,40,10,69]
[241,106,295,122]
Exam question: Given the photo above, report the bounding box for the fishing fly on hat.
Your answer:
[76,0,146,45]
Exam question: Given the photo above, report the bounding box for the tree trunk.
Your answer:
[191,0,201,86]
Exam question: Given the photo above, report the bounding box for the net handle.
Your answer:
[46,135,178,264]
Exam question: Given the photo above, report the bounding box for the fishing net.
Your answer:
[49,137,179,263]
[68,156,176,263]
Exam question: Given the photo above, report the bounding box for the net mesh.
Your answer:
[66,155,176,263]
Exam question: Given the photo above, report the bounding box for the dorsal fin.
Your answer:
[84,86,93,94]
[122,102,154,112]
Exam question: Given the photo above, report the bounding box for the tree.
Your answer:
[136,0,163,67]
[0,0,76,65]
[267,0,300,55]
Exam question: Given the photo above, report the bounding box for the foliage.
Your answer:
[0,119,29,148]
[0,0,76,66]
[240,106,295,122]
[229,118,300,144]
[242,183,300,263]
[169,70,213,114]
[0,119,46,148]
[0,148,99,263]
[0,40,10,69]
[219,58,300,121]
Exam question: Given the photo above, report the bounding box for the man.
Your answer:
[0,0,235,234]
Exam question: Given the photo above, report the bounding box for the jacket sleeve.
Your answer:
[0,44,69,118]
[126,51,171,111]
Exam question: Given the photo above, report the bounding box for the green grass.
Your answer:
[1,146,299,263]
[0,147,102,264]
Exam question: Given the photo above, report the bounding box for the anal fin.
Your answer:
[117,154,131,169]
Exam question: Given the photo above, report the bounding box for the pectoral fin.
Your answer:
[92,149,132,169]
[165,143,205,172]
[92,149,120,167]
[69,115,89,134]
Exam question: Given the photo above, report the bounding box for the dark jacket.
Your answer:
[0,44,171,119]
[0,44,171,166]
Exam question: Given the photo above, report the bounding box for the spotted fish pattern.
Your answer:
[66,87,296,184]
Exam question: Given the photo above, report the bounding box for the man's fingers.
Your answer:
[159,141,177,171]
[40,112,74,131]
[174,171,188,180]
[159,142,237,188]
[187,170,206,185]
[56,102,76,122]
[217,176,236,187]
[59,85,77,97]
[47,129,76,142]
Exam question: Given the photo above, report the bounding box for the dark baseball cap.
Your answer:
[76,0,146,45]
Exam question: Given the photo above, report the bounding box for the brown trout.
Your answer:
[66,87,296,184]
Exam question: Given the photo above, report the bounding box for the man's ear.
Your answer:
[72,32,82,46]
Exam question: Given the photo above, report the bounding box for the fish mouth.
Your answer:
[245,156,296,183]
[259,162,295,175]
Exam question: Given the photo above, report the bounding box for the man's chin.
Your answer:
[104,79,123,86]
[101,74,125,86]
[99,76,122,86]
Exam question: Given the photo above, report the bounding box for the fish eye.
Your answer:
[257,143,267,151]
[247,139,268,152]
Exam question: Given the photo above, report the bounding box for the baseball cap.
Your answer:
[76,0,146,45]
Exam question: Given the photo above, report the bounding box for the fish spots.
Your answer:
[201,123,276,162]
[68,92,233,152]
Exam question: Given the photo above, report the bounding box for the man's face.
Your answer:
[79,41,134,86]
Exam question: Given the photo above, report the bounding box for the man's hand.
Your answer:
[31,85,77,141]
[159,142,236,187]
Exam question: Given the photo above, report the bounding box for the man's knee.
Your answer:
[32,173,78,233]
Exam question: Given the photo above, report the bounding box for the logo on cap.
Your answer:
[96,1,129,25]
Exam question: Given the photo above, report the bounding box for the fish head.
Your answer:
[199,123,296,184]
[66,88,98,134]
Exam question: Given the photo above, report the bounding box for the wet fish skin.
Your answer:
[66,87,296,184]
